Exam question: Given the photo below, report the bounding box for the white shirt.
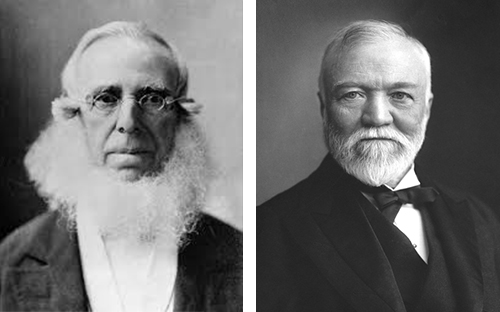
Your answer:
[362,166,428,263]
[77,209,178,312]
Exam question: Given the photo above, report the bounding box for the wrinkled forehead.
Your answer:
[82,34,176,63]
[323,38,432,93]
[75,36,180,94]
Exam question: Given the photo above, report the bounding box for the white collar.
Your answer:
[77,207,178,312]
[387,164,420,191]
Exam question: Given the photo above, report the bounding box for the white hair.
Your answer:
[52,21,201,124]
[318,20,432,102]
[22,22,212,244]
[24,116,211,244]
[324,120,427,187]
[61,21,189,99]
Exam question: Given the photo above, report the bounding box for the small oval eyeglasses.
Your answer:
[83,92,192,115]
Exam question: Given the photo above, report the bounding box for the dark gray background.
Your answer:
[257,0,500,212]
[0,0,242,239]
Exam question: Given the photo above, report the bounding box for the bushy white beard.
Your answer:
[323,119,426,187]
[24,117,211,245]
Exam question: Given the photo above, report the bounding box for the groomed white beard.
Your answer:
[24,117,210,245]
[323,119,426,187]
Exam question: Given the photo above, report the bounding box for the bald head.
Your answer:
[61,21,189,99]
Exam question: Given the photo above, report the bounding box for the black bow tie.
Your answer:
[369,186,439,223]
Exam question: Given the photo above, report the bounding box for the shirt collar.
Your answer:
[77,206,177,312]
[387,164,421,191]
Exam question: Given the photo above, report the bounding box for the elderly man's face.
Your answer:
[321,39,433,186]
[75,37,180,181]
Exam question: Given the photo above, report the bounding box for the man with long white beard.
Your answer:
[0,21,242,312]
[258,20,500,312]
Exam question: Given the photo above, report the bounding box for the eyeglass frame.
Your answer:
[71,91,193,115]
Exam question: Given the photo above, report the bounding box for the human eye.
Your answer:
[139,93,165,111]
[390,92,413,102]
[339,91,364,102]
[92,92,119,111]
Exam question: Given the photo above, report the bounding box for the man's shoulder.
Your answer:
[256,163,340,244]
[182,214,242,309]
[195,213,242,249]
[260,159,333,207]
[0,210,59,265]
[418,169,499,224]
[183,213,242,268]
[258,159,339,220]
[440,183,498,222]
[259,178,310,211]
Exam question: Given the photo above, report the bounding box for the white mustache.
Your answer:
[350,128,409,145]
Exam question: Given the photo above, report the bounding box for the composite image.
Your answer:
[1,0,500,311]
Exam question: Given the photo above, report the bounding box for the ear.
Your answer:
[420,93,433,130]
[51,97,80,120]
[425,93,433,118]
[318,91,325,119]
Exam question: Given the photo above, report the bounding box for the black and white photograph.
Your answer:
[0,1,242,311]
[257,0,500,311]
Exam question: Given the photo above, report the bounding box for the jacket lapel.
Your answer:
[174,214,243,312]
[4,212,241,312]
[285,156,405,312]
[418,172,484,311]
[4,212,87,311]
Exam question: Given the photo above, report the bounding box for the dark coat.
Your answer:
[0,210,242,312]
[257,155,500,312]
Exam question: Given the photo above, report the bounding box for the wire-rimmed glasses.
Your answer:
[85,92,191,115]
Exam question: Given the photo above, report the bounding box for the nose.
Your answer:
[361,95,393,127]
[115,97,141,134]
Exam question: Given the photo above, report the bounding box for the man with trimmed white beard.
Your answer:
[0,21,242,312]
[258,20,500,312]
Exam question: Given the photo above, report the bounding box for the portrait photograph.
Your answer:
[0,1,242,311]
[257,0,500,311]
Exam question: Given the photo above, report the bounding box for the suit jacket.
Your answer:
[257,155,500,312]
[0,210,242,312]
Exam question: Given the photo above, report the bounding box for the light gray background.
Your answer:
[0,0,242,238]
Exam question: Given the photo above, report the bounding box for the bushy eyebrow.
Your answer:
[88,83,173,98]
[140,83,169,92]
[141,81,169,90]
[137,85,172,97]
[390,82,419,89]
[333,81,419,92]
[89,85,121,97]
